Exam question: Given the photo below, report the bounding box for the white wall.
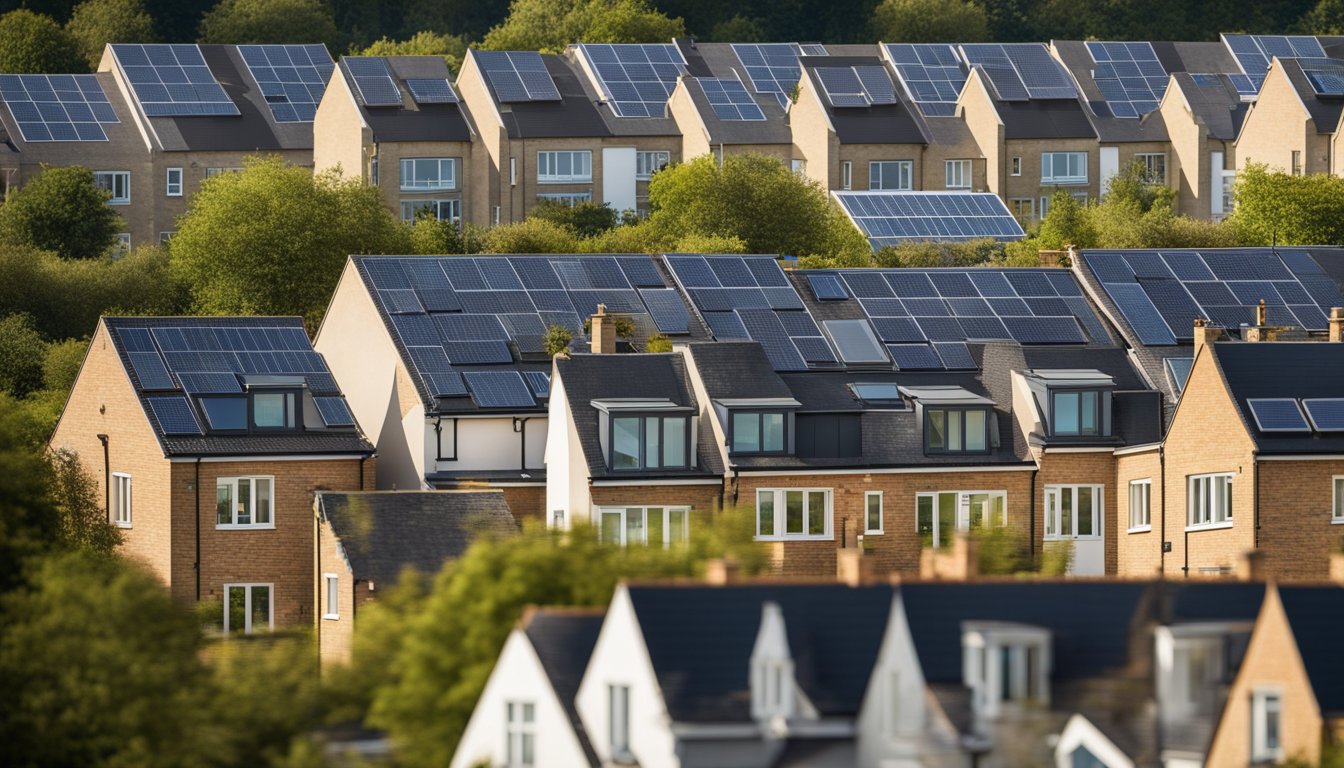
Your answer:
[545,372,573,527]
[602,147,637,213]
[424,415,546,476]
[451,629,594,768]
[1099,146,1120,197]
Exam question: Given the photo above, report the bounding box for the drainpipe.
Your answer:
[1158,444,1167,576]
[1028,467,1038,563]
[315,504,321,651]
[515,417,531,472]
[358,456,366,491]
[1252,452,1260,550]
[97,434,110,524]
[194,458,202,600]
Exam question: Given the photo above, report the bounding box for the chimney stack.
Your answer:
[1331,307,1343,342]
[705,559,740,585]
[1193,318,1220,354]
[590,304,616,354]
[1256,299,1267,328]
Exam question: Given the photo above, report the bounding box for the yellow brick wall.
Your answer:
[316,517,355,666]
[1257,460,1344,579]
[1236,64,1316,175]
[1037,451,1119,574]
[1115,449,1164,577]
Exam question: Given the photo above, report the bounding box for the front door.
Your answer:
[1045,485,1104,575]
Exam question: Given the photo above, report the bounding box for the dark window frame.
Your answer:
[924,406,992,456]
[249,388,303,432]
[727,410,790,456]
[1048,388,1103,437]
[608,412,691,472]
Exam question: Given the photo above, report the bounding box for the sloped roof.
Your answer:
[1214,341,1344,455]
[336,55,473,143]
[1278,585,1344,714]
[800,54,930,145]
[522,608,604,766]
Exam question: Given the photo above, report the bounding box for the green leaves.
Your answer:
[482,0,685,53]
[197,0,337,46]
[1227,163,1344,247]
[0,165,123,260]
[0,9,84,74]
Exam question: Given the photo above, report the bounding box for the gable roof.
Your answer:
[677,42,792,146]
[1169,72,1249,141]
[1277,585,1344,714]
[335,55,473,143]
[1272,57,1344,135]
[522,608,605,766]
[800,54,930,145]
[1212,341,1344,454]
[318,490,516,585]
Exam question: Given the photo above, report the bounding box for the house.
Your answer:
[451,606,604,768]
[664,43,799,165]
[48,316,374,632]
[1230,34,1344,178]
[1157,72,1245,221]
[313,55,480,225]
[314,489,516,664]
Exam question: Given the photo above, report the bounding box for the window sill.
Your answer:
[537,179,593,185]
[1043,535,1103,541]
[399,187,458,193]
[108,200,130,206]
[864,529,883,536]
[322,614,340,621]
[1041,179,1087,186]
[754,534,833,542]
[1127,525,1152,534]
[1331,518,1344,525]
[1185,522,1234,533]
[216,524,276,531]
[116,522,133,529]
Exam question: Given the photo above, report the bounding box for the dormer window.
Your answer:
[731,411,786,454]
[253,390,298,430]
[963,624,1051,720]
[200,396,247,430]
[1051,390,1100,436]
[611,414,689,470]
[926,407,990,454]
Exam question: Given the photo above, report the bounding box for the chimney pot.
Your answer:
[1256,299,1267,327]
[1193,319,1220,353]
[1330,307,1343,343]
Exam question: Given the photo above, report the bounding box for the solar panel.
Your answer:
[1296,57,1344,96]
[237,44,334,122]
[816,67,871,107]
[524,371,551,399]
[737,308,808,371]
[1104,282,1177,345]
[422,372,467,397]
[344,56,402,107]
[744,257,791,287]
[1223,34,1325,91]
[128,352,175,390]
[110,44,239,116]
[474,50,561,102]
[884,44,967,117]
[703,311,750,339]
[959,44,1030,100]
[792,335,838,364]
[616,256,665,288]
[823,320,888,364]
[578,43,686,118]
[887,343,943,370]
[698,77,765,121]
[834,191,1026,247]
[1303,399,1344,431]
[1085,41,1167,118]
[146,395,202,434]
[314,396,355,427]
[405,78,459,104]
[639,289,690,334]
[1247,398,1311,432]
[177,372,242,394]
[463,370,535,408]
[0,74,120,142]
[443,341,513,365]
[934,341,976,369]
[732,43,809,110]
[808,274,849,300]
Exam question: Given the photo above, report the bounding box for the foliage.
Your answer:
[482,217,582,254]
[407,217,486,255]
[359,30,468,72]
[0,9,85,73]
[542,324,574,357]
[170,157,408,326]
[47,448,122,555]
[197,0,337,45]
[668,231,749,254]
[1228,163,1344,246]
[0,314,49,399]
[530,200,621,238]
[208,634,323,765]
[873,238,1006,268]
[67,0,156,68]
[870,0,990,42]
[0,396,62,590]
[43,338,88,393]
[643,333,672,352]
[0,165,124,260]
[709,14,767,41]
[482,0,684,53]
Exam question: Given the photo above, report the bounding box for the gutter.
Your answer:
[1252,451,1260,550]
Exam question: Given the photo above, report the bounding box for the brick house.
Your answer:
[663,43,795,165]
[49,316,374,632]
[1235,56,1344,178]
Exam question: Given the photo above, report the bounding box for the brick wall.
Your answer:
[1257,460,1344,579]
[500,484,546,524]
[1036,451,1119,575]
[1116,449,1164,577]
[316,518,355,665]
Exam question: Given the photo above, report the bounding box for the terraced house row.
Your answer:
[11,36,1344,246]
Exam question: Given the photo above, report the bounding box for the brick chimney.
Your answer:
[705,559,740,585]
[1331,307,1344,342]
[1193,318,1220,354]
[590,304,616,354]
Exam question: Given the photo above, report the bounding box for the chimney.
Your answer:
[590,304,616,354]
[1256,299,1267,328]
[1193,318,1220,354]
[705,559,740,585]
[1331,307,1344,342]
[837,547,877,586]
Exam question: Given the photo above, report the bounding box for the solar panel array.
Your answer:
[1295,57,1344,96]
[1085,41,1168,118]
[1223,34,1325,89]
[1245,397,1344,434]
[1188,71,1258,99]
[406,78,459,104]
[578,43,686,118]
[1304,399,1344,431]
[834,192,1027,248]
[732,43,811,110]
[0,74,120,142]
[474,50,561,102]
[1080,249,1344,346]
[815,65,899,108]
[697,78,765,121]
[110,44,239,116]
[357,256,690,409]
[884,44,968,117]
[237,44,333,122]
[108,322,353,435]
[959,43,1077,101]
[344,56,403,107]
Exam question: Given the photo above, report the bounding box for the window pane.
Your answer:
[733,413,760,453]
[625,507,645,545]
[1080,391,1097,434]
[938,493,955,547]
[237,478,252,525]
[613,417,640,469]
[1046,491,1057,536]
[965,410,986,451]
[786,491,804,534]
[668,509,687,547]
[646,507,664,548]
[254,393,289,428]
[227,586,246,634]
[217,482,233,525]
[763,413,784,452]
[948,410,963,451]
[1061,487,1073,536]
[600,510,623,544]
[917,496,933,546]
[326,576,337,615]
[255,478,272,525]
[757,491,774,537]
[927,410,946,450]
[1077,487,1094,536]
[662,416,686,467]
[807,491,826,535]
[644,416,660,468]
[867,493,882,531]
[1054,392,1079,435]
[967,493,987,530]
[250,585,269,631]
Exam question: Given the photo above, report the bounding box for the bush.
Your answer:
[482,217,581,254]
[0,165,124,260]
[874,238,1005,268]
[407,217,486,255]
[643,333,672,352]
[582,315,636,337]
[542,324,573,357]
[0,314,48,399]
[530,200,620,238]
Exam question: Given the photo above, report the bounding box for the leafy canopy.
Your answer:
[482,0,685,53]
[0,165,123,260]
[359,30,468,72]
[870,0,990,42]
[0,9,84,73]
[197,0,337,45]
[67,0,156,69]
[1227,163,1344,246]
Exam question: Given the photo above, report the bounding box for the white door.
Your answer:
[1099,146,1119,197]
[1045,485,1104,576]
[602,147,637,213]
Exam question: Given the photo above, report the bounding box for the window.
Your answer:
[509,157,516,186]
[200,395,247,430]
[1045,485,1102,540]
[1041,152,1087,184]
[95,171,130,203]
[252,391,297,429]
[158,231,176,245]
[1010,157,1022,176]
[506,701,536,767]
[1128,479,1151,531]
[756,488,831,540]
[870,160,913,190]
[610,414,689,471]
[865,491,883,534]
[1009,197,1033,225]
[166,167,183,197]
[917,491,1007,548]
[597,506,690,547]
[1051,390,1101,436]
[537,150,592,183]
[216,476,274,529]
[112,472,132,528]
[112,233,130,257]
[536,191,592,206]
[1251,689,1283,763]
[791,159,806,174]
[731,411,786,454]
[370,155,378,185]
[400,199,460,223]
[758,659,792,717]
[1335,477,1344,522]
[636,150,670,180]
[963,627,1050,717]
[608,684,630,758]
[925,407,990,454]
[945,159,972,189]
[1291,151,1303,177]
[223,583,271,635]
[1135,153,1166,185]
[1040,195,1051,218]
[1188,473,1233,528]
[399,157,457,191]
[841,160,852,190]
[323,574,339,619]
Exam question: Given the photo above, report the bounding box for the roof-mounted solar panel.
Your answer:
[406,78,459,104]
[807,274,849,300]
[1247,398,1311,432]
[238,44,334,122]
[146,395,202,434]
[474,50,560,102]
[799,43,828,57]
[816,67,871,107]
[834,191,1026,248]
[1085,41,1168,118]
[884,43,968,117]
[1297,58,1344,96]
[577,43,686,118]
[698,77,766,121]
[0,74,120,142]
[110,44,239,116]
[1222,34,1325,93]
[731,43,809,110]
[345,56,403,107]
[463,370,535,409]
[960,43,1075,101]
[314,396,356,427]
[1303,399,1344,431]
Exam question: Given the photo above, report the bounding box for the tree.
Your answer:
[67,0,156,69]
[1228,163,1344,246]
[47,449,122,555]
[42,338,87,393]
[870,0,989,42]
[0,314,48,399]
[482,0,685,53]
[169,157,408,326]
[542,324,573,357]
[482,217,582,254]
[1300,0,1344,33]
[0,395,61,590]
[709,14,767,41]
[0,9,85,73]
[648,154,872,260]
[407,216,486,255]
[0,165,124,260]
[530,199,620,238]
[197,0,337,45]
[359,30,468,72]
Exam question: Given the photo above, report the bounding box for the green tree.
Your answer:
[197,0,338,45]
[67,0,156,69]
[407,216,486,255]
[483,217,582,254]
[359,30,469,72]
[583,0,687,43]
[0,9,85,73]
[530,199,620,238]
[870,0,990,42]
[709,14,767,41]
[1228,163,1344,246]
[542,323,574,357]
[1300,0,1344,32]
[0,314,48,399]
[1035,190,1098,250]
[170,157,408,326]
[42,338,87,393]
[0,165,124,260]
[0,396,61,589]
[47,448,122,555]
[482,0,685,53]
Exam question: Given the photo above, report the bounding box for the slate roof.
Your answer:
[481,52,611,139]
[800,55,931,145]
[677,43,793,147]
[318,490,516,585]
[1278,585,1344,714]
[1213,341,1344,454]
[624,584,895,723]
[336,56,473,143]
[1169,72,1248,141]
[997,98,1097,140]
[522,608,605,766]
[683,342,795,401]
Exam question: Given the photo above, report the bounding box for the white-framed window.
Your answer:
[636,150,670,180]
[216,476,274,529]
[608,684,630,758]
[865,491,884,534]
[917,491,1007,549]
[1009,197,1033,224]
[963,625,1050,718]
[158,231,175,244]
[493,205,502,225]
[369,155,378,186]
[536,191,592,206]
[1128,479,1151,532]
[791,159,806,174]
[112,472,132,528]
[537,150,592,183]
[1044,484,1102,540]
[1333,476,1343,522]
[1291,151,1303,176]
[509,157,517,186]
[1041,152,1087,184]
[756,658,792,717]
[1251,689,1283,763]
[841,160,852,190]
[113,233,130,257]
[1187,473,1233,529]
[505,700,536,767]
[945,159,972,189]
[597,506,690,548]
[399,157,457,191]
[165,167,183,196]
[400,198,461,223]
[205,167,243,178]
[95,171,130,204]
[1010,156,1022,176]
[223,583,272,635]
[869,160,913,190]
[1135,153,1166,185]
[755,488,832,540]
[323,573,339,620]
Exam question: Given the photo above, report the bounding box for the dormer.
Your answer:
[962,621,1051,724]
[1016,369,1117,442]
[715,397,801,456]
[1155,621,1252,724]
[591,399,696,472]
[899,386,997,456]
[750,601,798,725]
